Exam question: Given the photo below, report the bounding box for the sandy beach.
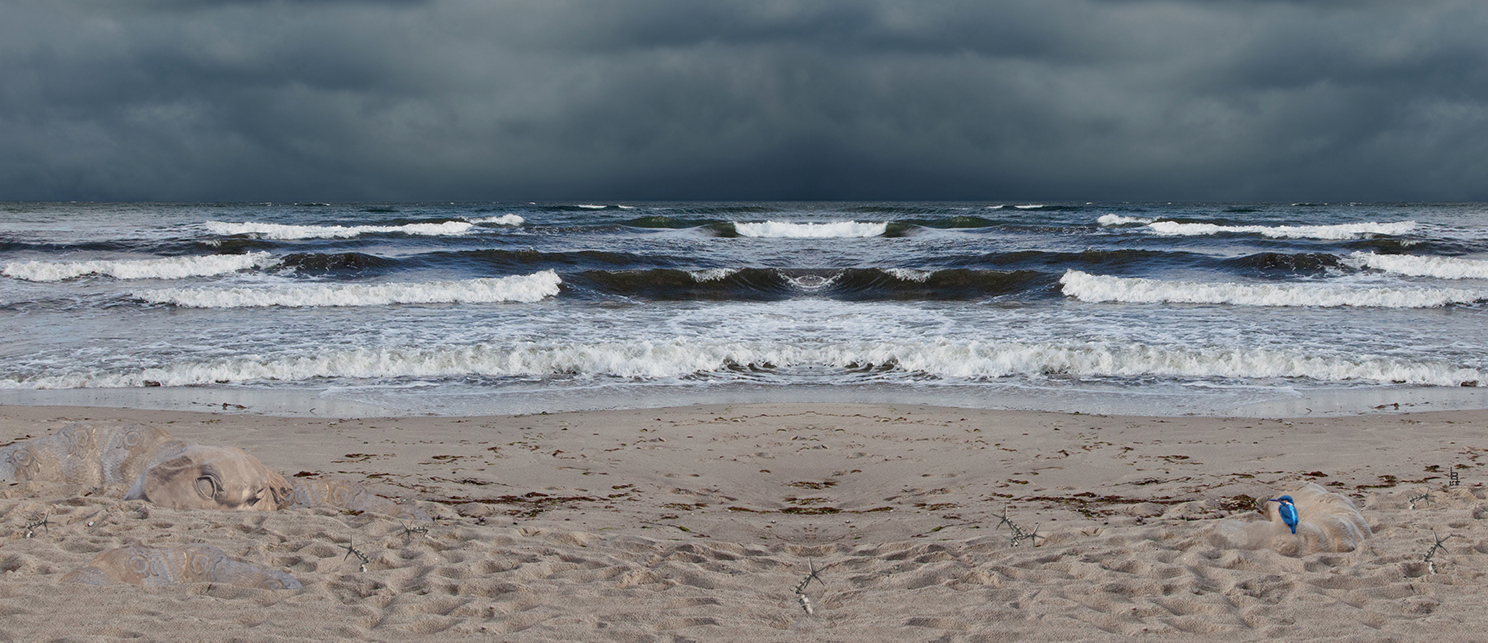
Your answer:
[3,402,1487,641]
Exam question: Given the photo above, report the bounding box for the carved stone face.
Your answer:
[127,445,291,511]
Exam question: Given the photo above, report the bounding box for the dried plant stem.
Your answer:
[23,514,51,538]
[338,537,372,572]
[1423,532,1454,574]
[995,507,1043,547]
[794,559,826,615]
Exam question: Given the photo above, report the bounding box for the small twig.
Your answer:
[1010,523,1044,547]
[337,537,371,572]
[23,514,52,538]
[1423,532,1455,574]
[399,521,430,542]
[794,559,825,595]
[1409,491,1433,509]
[794,559,826,615]
[993,507,1015,531]
[994,507,1043,547]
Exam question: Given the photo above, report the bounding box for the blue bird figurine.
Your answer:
[1268,496,1299,534]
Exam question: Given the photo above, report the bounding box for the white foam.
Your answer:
[2,252,276,282]
[1143,220,1416,239]
[577,204,607,209]
[1059,270,1484,308]
[787,274,842,290]
[467,214,525,226]
[205,221,476,239]
[134,270,561,308]
[1014,205,1044,209]
[733,221,887,238]
[8,338,1478,389]
[1096,214,1155,226]
[689,268,739,282]
[884,268,934,283]
[1345,252,1488,280]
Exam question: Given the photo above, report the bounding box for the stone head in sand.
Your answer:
[3,421,427,519]
[0,422,179,487]
[124,444,293,511]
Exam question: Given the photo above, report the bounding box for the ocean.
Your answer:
[1,201,1485,417]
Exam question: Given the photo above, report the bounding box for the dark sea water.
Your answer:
[1,201,1485,417]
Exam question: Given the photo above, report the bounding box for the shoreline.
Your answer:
[4,402,1487,639]
[4,380,1487,419]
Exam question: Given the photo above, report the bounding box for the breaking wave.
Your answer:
[206,221,476,239]
[1097,215,1417,239]
[134,270,561,308]
[1345,252,1488,279]
[467,214,525,226]
[1096,214,1155,226]
[6,339,1479,389]
[732,221,888,238]
[1059,270,1485,308]
[689,268,740,282]
[574,268,1045,301]
[3,252,276,282]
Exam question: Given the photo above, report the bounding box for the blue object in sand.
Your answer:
[1268,496,1299,534]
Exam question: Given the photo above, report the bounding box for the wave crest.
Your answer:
[1346,252,1488,279]
[732,221,887,238]
[1096,214,1155,226]
[206,221,476,239]
[135,270,561,308]
[467,214,525,226]
[1146,220,1416,240]
[1059,270,1484,308]
[3,252,276,282]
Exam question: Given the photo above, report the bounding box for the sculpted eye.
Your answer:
[195,475,221,498]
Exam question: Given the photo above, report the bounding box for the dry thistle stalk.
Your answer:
[338,537,372,572]
[794,559,825,615]
[23,514,52,538]
[1423,532,1454,574]
[994,507,1042,546]
[399,521,430,542]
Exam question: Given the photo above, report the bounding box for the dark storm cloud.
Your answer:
[1,0,1485,201]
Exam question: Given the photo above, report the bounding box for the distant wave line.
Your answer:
[206,220,477,239]
[1060,270,1483,308]
[1096,215,1416,240]
[134,270,561,308]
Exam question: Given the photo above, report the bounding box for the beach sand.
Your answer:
[2,402,1487,641]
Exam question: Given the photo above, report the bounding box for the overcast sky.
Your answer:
[2,0,1486,202]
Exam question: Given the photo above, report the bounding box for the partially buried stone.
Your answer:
[62,544,302,589]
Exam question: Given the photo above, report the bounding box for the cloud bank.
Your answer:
[2,0,1486,201]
